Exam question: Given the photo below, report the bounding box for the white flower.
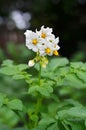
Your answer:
[28,60,35,67]
[51,37,60,51]
[38,40,54,56]
[24,26,60,56]
[24,30,40,52]
[38,36,60,56]
[36,25,54,39]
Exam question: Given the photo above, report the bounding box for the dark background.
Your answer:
[0,0,86,60]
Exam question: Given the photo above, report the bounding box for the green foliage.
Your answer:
[0,49,6,62]
[0,106,19,127]
[0,59,30,80]
[0,57,86,129]
[0,42,35,64]
[0,93,6,107]
[7,99,23,111]
[6,42,35,63]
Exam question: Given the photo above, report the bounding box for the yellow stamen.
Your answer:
[32,39,38,45]
[45,48,51,54]
[53,50,59,56]
[41,33,46,38]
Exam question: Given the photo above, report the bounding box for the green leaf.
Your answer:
[64,120,86,130]
[62,121,70,130]
[76,71,86,82]
[48,57,69,71]
[7,99,23,111]
[0,62,28,77]
[63,74,84,88]
[17,64,28,71]
[70,62,83,68]
[0,106,19,127]
[1,59,13,67]
[47,123,58,130]
[38,85,53,97]
[58,107,86,120]
[39,116,56,126]
[28,85,38,94]
[55,67,69,76]
[63,99,82,107]
[28,85,53,97]
[70,62,86,70]
[0,66,19,75]
[0,64,29,80]
[12,74,25,80]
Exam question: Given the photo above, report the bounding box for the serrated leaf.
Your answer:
[64,99,82,107]
[7,99,23,111]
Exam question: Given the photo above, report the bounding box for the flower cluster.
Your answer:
[24,26,60,67]
[24,26,60,56]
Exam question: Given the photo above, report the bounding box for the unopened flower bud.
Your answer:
[42,63,47,68]
[45,58,48,64]
[28,60,35,67]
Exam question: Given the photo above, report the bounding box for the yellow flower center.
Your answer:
[45,48,51,54]
[41,33,46,38]
[53,50,59,56]
[32,39,38,45]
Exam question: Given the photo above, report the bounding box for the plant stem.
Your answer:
[35,98,42,115]
[34,98,42,127]
[39,62,41,85]
[34,62,43,127]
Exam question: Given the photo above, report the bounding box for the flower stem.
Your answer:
[34,62,42,127]
[39,62,41,85]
